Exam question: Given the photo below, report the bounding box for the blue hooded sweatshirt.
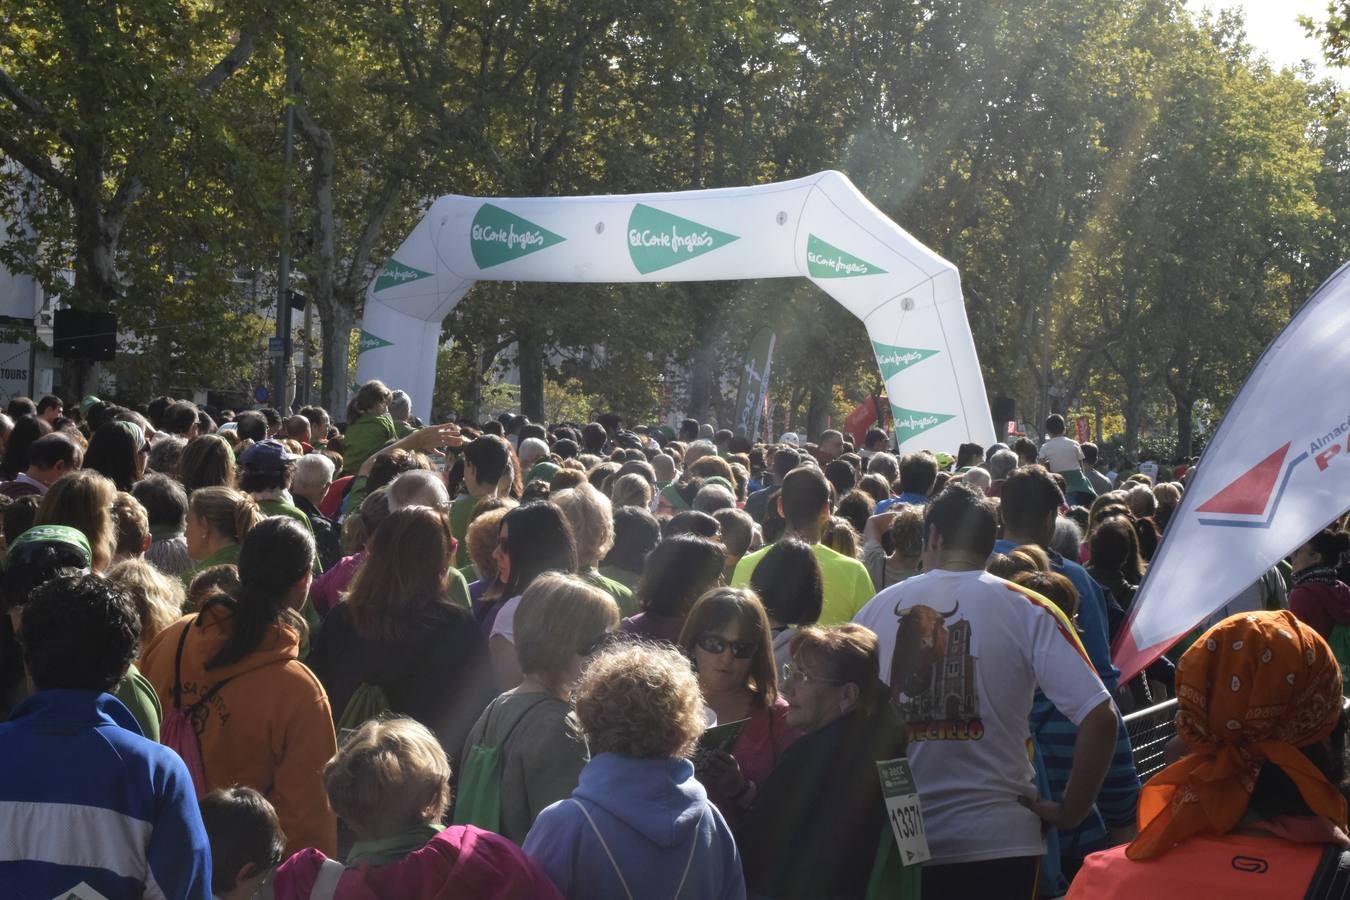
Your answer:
[523,753,745,900]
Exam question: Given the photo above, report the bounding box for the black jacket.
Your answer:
[309,601,493,763]
[740,704,907,899]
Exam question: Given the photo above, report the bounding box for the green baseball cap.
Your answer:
[3,524,93,571]
[78,395,102,415]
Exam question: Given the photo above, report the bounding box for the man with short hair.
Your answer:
[1081,442,1113,495]
[160,399,200,438]
[1039,414,1096,506]
[285,414,314,451]
[0,574,211,898]
[745,447,798,523]
[853,485,1118,898]
[866,451,899,485]
[581,422,608,454]
[732,467,875,624]
[678,418,700,443]
[0,432,82,499]
[815,428,845,463]
[861,426,890,459]
[234,409,268,442]
[36,394,63,424]
[451,435,510,571]
[298,405,331,449]
[875,451,938,512]
[996,465,1140,877]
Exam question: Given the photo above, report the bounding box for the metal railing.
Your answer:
[1123,698,1178,781]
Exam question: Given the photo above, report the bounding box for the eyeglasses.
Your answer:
[696,633,757,659]
[781,661,844,687]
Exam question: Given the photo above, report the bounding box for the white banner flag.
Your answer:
[1115,262,1350,681]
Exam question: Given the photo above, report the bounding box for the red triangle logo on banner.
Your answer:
[1195,442,1291,516]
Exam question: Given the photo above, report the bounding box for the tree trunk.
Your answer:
[319,299,355,417]
[687,339,719,424]
[806,373,835,440]
[1122,376,1145,460]
[1174,393,1194,460]
[517,326,544,421]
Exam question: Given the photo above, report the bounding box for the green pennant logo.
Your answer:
[627,204,739,274]
[470,204,566,269]
[807,235,886,278]
[891,405,955,444]
[358,330,393,354]
[871,341,939,380]
[374,259,431,292]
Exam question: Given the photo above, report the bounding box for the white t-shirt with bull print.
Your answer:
[853,568,1109,865]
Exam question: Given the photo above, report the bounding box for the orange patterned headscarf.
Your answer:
[1128,610,1346,860]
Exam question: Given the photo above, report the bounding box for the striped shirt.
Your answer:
[0,690,211,899]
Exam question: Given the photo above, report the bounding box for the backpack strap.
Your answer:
[1304,844,1350,899]
[170,617,195,711]
[496,696,553,752]
[570,799,634,900]
[671,807,705,899]
[308,857,346,900]
[568,799,704,900]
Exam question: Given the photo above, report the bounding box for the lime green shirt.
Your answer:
[114,664,162,742]
[450,494,478,570]
[582,566,637,617]
[732,540,876,626]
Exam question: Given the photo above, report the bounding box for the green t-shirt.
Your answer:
[732,540,876,626]
[581,567,637,617]
[114,664,162,742]
[598,564,641,593]
[180,542,241,589]
[341,413,398,476]
[448,567,472,611]
[450,493,479,571]
[258,497,314,534]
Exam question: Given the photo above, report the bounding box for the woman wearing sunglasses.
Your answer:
[677,588,800,828]
[739,624,907,900]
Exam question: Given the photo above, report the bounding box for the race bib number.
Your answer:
[877,757,931,866]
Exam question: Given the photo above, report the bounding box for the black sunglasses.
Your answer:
[696,633,757,659]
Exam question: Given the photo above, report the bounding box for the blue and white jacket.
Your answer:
[0,690,212,899]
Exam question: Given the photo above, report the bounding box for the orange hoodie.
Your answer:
[141,608,338,856]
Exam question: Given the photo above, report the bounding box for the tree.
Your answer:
[0,1,271,307]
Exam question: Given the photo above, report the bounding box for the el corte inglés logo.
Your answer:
[358,330,393,354]
[470,204,565,269]
[891,405,955,444]
[373,260,431,292]
[807,234,886,278]
[627,204,739,274]
[871,340,939,381]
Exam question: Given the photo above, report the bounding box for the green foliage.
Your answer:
[0,0,1347,441]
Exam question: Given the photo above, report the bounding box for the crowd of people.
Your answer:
[0,387,1348,899]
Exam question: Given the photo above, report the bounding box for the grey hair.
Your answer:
[388,389,412,422]
[867,452,899,483]
[987,449,1019,481]
[692,484,736,514]
[961,466,992,495]
[386,469,449,512]
[1050,516,1083,560]
[147,435,187,476]
[683,440,718,469]
[293,452,335,496]
[518,437,549,469]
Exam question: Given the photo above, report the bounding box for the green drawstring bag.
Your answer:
[1327,625,1350,696]
[864,827,924,900]
[335,682,391,743]
[453,696,550,832]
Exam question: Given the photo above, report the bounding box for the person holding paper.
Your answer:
[738,623,906,899]
[677,587,800,827]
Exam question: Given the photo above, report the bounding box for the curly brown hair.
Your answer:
[574,641,706,759]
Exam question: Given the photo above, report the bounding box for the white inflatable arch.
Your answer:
[356,170,996,450]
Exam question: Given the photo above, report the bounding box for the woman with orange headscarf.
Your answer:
[1068,610,1348,898]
